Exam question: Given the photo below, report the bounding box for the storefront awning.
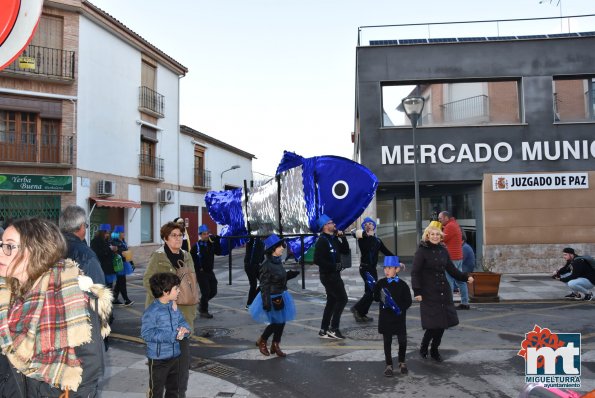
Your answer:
[90,197,141,209]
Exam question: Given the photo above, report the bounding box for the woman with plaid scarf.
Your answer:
[0,218,113,397]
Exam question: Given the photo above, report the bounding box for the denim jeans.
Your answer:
[446,259,469,305]
[567,277,594,295]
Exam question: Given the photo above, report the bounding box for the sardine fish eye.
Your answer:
[332,180,349,199]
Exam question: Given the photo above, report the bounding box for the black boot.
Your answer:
[430,347,443,362]
[419,332,431,359]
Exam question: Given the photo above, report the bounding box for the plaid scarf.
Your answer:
[0,259,92,392]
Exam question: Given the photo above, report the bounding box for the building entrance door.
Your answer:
[377,185,480,260]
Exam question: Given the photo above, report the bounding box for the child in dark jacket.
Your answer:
[373,256,413,377]
[141,272,191,397]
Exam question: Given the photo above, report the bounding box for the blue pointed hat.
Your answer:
[264,234,284,252]
[316,214,332,229]
[99,223,111,231]
[114,225,124,233]
[361,217,376,230]
[383,256,400,267]
[198,224,208,233]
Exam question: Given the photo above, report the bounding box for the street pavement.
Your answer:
[98,242,594,397]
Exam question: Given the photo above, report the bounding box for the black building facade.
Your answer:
[354,27,595,272]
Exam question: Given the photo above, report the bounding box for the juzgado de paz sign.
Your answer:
[493,173,588,191]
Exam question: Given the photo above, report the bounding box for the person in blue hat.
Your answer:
[190,224,222,318]
[373,255,412,377]
[351,216,395,323]
[243,236,265,309]
[110,225,134,306]
[249,234,296,357]
[313,214,350,340]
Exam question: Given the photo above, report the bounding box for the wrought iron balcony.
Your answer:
[139,154,164,180]
[0,135,74,165]
[138,86,165,118]
[441,95,489,123]
[1,44,75,80]
[194,168,211,189]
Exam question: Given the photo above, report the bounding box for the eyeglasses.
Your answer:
[170,233,185,239]
[0,242,20,256]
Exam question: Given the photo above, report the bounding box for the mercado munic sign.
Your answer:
[381,140,595,164]
[0,174,73,192]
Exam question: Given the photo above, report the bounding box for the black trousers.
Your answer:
[422,328,445,351]
[319,271,348,330]
[148,356,180,398]
[244,264,259,306]
[178,337,190,398]
[262,322,285,343]
[383,333,407,365]
[112,274,130,302]
[353,265,377,316]
[197,271,218,313]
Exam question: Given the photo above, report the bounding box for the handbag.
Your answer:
[175,259,199,305]
[112,254,124,273]
[271,295,285,311]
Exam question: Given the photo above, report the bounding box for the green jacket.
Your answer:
[143,247,197,333]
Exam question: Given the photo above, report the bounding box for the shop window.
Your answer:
[553,77,595,122]
[382,80,521,127]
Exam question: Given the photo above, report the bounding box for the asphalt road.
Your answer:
[109,260,595,398]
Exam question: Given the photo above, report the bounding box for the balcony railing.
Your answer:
[139,86,165,117]
[0,135,74,165]
[139,154,164,180]
[441,95,489,123]
[194,168,211,189]
[2,44,75,80]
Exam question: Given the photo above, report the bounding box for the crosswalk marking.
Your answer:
[215,349,302,360]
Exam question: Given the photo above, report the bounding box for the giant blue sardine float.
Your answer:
[205,151,379,257]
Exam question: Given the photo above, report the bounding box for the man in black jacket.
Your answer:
[553,247,595,301]
[191,224,222,318]
[351,216,394,323]
[314,214,350,340]
[60,205,105,284]
[244,236,265,309]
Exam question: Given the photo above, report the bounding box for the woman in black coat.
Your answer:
[411,225,474,362]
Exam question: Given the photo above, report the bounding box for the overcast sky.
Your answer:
[90,0,594,176]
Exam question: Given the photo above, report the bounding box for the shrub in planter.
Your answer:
[469,257,501,302]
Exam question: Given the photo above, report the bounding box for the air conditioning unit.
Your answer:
[159,189,175,204]
[97,180,115,196]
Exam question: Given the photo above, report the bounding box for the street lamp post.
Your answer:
[220,165,240,189]
[402,96,425,243]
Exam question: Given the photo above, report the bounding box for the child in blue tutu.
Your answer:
[250,234,296,357]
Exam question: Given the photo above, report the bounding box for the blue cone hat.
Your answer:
[99,223,111,231]
[361,217,376,230]
[316,214,332,230]
[264,234,283,252]
[383,256,400,267]
[198,224,208,233]
[114,225,125,233]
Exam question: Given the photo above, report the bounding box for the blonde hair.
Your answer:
[422,225,444,241]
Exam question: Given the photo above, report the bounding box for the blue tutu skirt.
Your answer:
[105,273,116,284]
[118,260,134,276]
[249,291,296,324]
